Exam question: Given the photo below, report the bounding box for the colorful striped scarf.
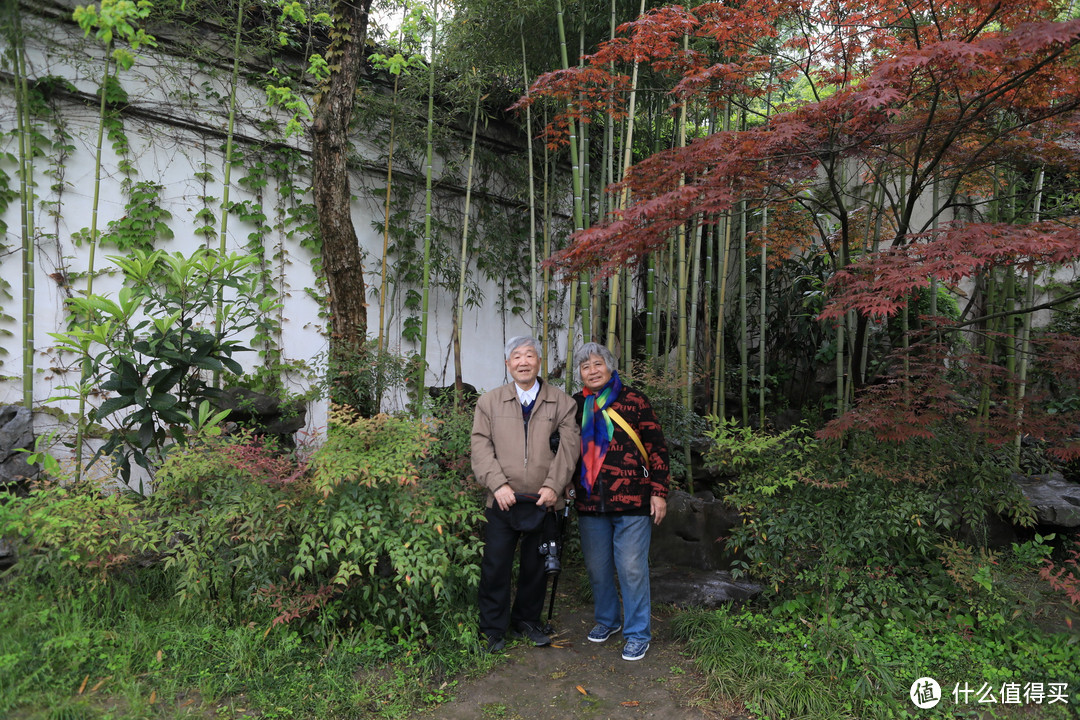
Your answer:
[580,370,622,498]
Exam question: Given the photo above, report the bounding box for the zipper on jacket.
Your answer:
[523,392,536,469]
[523,411,530,469]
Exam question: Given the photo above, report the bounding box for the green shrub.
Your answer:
[50,249,276,488]
[140,410,484,643]
[705,419,1037,625]
[323,340,412,416]
[3,407,485,649]
[301,407,485,642]
[0,476,149,585]
[142,432,310,613]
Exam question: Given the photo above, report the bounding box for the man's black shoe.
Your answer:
[485,634,506,653]
[509,622,551,647]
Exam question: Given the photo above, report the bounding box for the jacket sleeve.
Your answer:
[471,392,509,493]
[543,393,581,495]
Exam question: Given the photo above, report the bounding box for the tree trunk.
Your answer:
[313,0,372,356]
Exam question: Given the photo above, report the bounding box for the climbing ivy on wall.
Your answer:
[0,157,15,368]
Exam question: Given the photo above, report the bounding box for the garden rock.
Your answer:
[216,388,307,447]
[651,489,739,571]
[1014,472,1080,528]
[652,567,762,609]
[0,404,36,487]
[428,383,479,406]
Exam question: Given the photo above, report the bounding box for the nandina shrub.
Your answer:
[3,414,485,647]
[708,418,1036,624]
[299,407,485,643]
[1040,538,1080,610]
[143,432,313,612]
[147,412,485,643]
[0,475,149,585]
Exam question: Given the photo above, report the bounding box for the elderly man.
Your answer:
[471,336,580,652]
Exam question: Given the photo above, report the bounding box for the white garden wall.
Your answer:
[0,2,574,469]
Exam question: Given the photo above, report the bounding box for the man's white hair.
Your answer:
[504,335,542,361]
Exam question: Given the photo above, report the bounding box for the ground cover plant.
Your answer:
[0,401,492,719]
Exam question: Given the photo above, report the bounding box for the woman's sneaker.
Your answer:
[587,623,621,643]
[622,639,650,661]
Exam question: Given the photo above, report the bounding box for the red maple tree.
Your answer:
[521,0,1080,453]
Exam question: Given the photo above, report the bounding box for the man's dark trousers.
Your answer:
[478,505,548,639]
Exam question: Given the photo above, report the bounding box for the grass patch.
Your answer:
[674,604,1080,719]
[0,569,498,719]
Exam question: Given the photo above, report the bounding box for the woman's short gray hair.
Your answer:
[573,342,617,378]
[504,335,542,361]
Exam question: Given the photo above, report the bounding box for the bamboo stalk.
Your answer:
[739,200,749,425]
[75,49,115,480]
[416,0,438,413]
[759,207,767,425]
[522,37,538,332]
[712,210,733,418]
[646,254,656,359]
[710,100,732,417]
[453,86,482,402]
[1014,168,1044,466]
[211,0,246,390]
[555,0,584,391]
[378,74,400,352]
[542,113,552,376]
[11,5,35,410]
[606,0,645,367]
[687,220,703,411]
[664,231,675,367]
[676,83,689,406]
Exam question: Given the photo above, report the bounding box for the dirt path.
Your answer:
[429,567,741,720]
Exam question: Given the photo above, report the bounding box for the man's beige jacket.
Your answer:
[471,380,581,510]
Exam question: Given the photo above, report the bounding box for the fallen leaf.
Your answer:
[576,685,588,696]
[621,700,640,706]
[156,649,164,663]
[149,689,157,705]
[78,675,89,695]
[91,676,112,693]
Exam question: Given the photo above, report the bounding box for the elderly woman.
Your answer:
[572,342,670,661]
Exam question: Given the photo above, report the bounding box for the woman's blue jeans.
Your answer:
[578,513,652,643]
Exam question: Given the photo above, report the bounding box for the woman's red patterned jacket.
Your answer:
[572,385,670,515]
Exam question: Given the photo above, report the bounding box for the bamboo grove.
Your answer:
[463,0,1080,460]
